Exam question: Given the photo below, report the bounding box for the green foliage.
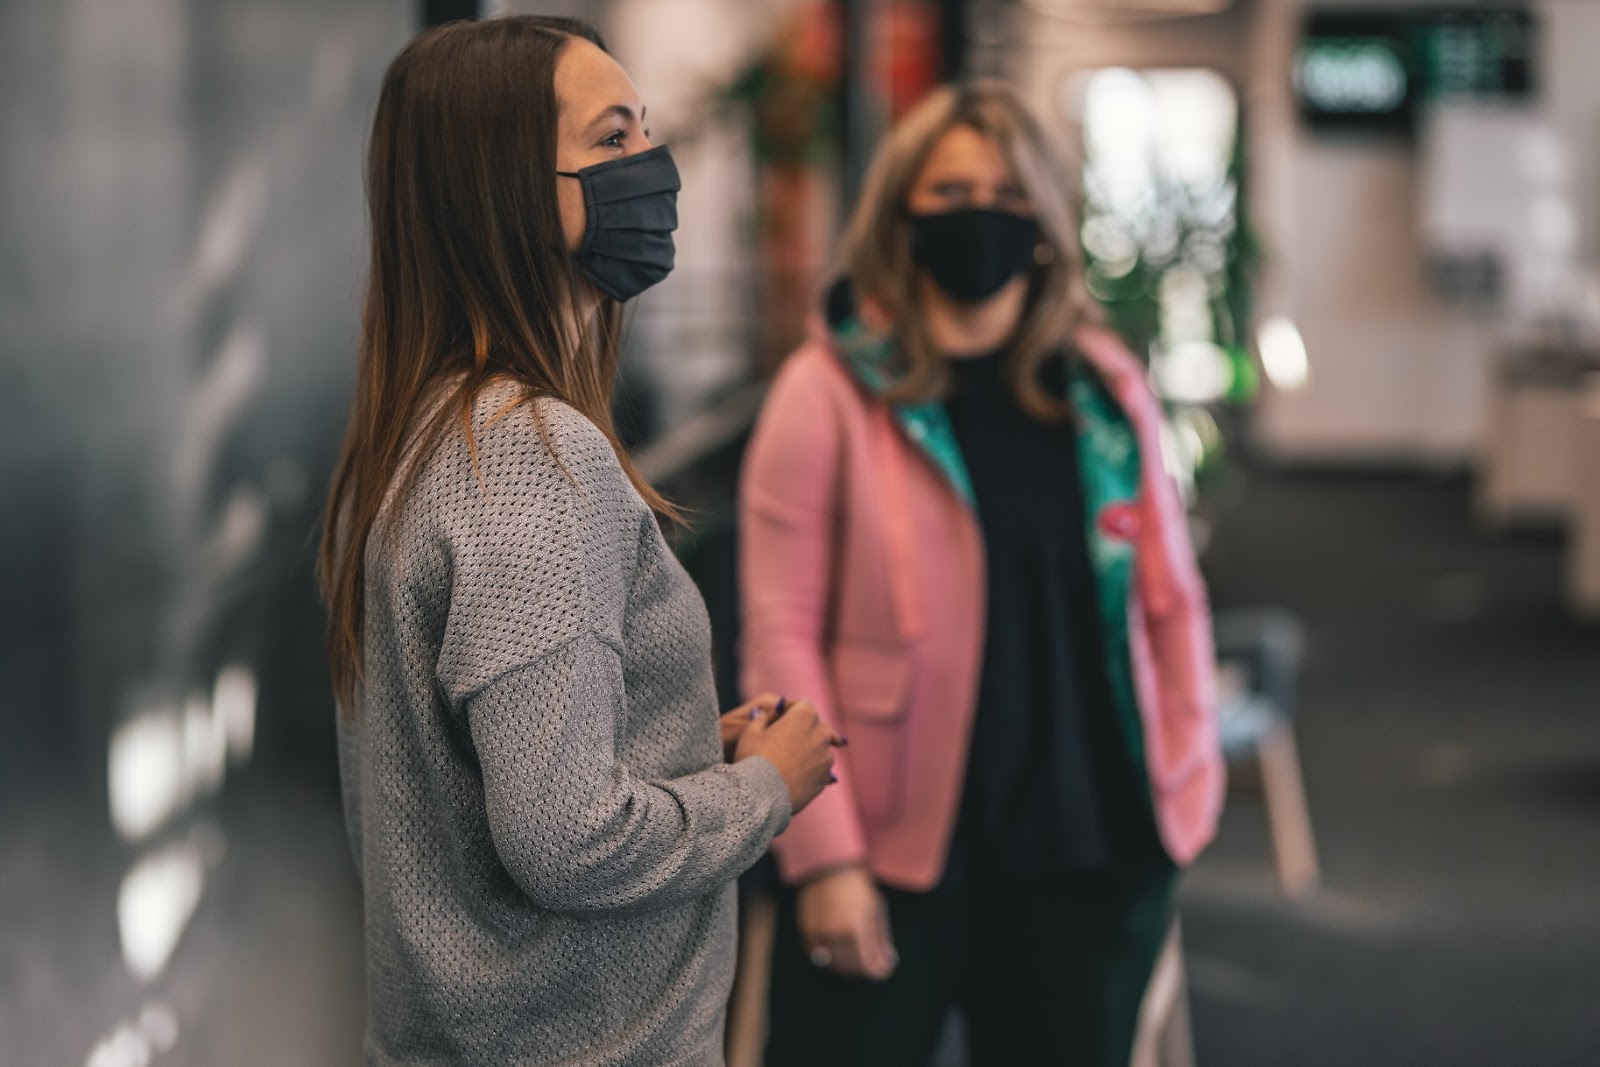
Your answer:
[1079,109,1262,404]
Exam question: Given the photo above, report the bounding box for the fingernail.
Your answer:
[749,707,761,720]
[827,773,838,784]
[838,735,849,746]
[775,698,789,716]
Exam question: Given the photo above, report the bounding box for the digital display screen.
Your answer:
[1418,8,1535,101]
[1296,31,1415,133]
[1295,7,1537,138]
[1296,11,1419,135]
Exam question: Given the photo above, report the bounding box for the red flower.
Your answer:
[1097,501,1142,541]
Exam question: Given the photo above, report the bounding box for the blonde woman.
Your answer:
[739,81,1224,1066]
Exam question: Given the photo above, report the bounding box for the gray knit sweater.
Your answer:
[337,382,792,1066]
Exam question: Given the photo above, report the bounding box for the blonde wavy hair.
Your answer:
[841,80,1097,421]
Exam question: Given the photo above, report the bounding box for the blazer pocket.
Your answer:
[829,639,914,822]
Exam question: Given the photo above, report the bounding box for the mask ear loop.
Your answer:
[552,168,600,274]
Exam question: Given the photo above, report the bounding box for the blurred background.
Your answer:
[3,0,1598,1064]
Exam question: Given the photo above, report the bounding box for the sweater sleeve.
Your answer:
[466,634,791,917]
[428,394,791,916]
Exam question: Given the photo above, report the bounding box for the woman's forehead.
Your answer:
[918,125,1016,179]
[554,38,641,126]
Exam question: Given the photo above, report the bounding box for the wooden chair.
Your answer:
[725,888,779,1067]
[1214,608,1320,897]
[1131,920,1196,1067]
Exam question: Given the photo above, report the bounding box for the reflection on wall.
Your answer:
[0,1,407,1063]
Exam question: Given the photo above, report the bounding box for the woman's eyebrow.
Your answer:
[583,103,645,133]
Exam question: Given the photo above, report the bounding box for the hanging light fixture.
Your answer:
[1019,0,1234,27]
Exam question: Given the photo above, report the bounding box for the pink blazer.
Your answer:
[738,324,1225,890]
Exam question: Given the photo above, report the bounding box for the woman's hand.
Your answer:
[733,698,842,815]
[719,693,784,761]
[795,864,898,981]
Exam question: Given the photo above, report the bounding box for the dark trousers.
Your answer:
[764,856,1177,1067]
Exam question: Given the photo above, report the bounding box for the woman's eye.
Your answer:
[600,130,626,148]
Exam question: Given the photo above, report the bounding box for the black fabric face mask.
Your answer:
[908,208,1041,304]
[557,144,681,302]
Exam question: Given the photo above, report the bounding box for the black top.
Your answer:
[943,349,1153,874]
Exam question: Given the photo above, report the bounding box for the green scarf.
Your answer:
[834,320,1152,802]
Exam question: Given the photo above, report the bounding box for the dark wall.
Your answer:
[0,2,410,1061]
[0,0,408,800]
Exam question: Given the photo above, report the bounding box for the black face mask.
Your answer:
[908,208,1041,304]
[557,144,681,302]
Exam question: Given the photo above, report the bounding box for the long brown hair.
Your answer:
[318,16,673,710]
[842,80,1098,421]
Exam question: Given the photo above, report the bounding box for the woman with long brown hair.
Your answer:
[740,81,1224,1065]
[318,17,839,1066]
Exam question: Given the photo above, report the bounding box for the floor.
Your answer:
[4,465,1598,1066]
[1185,466,1600,1067]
